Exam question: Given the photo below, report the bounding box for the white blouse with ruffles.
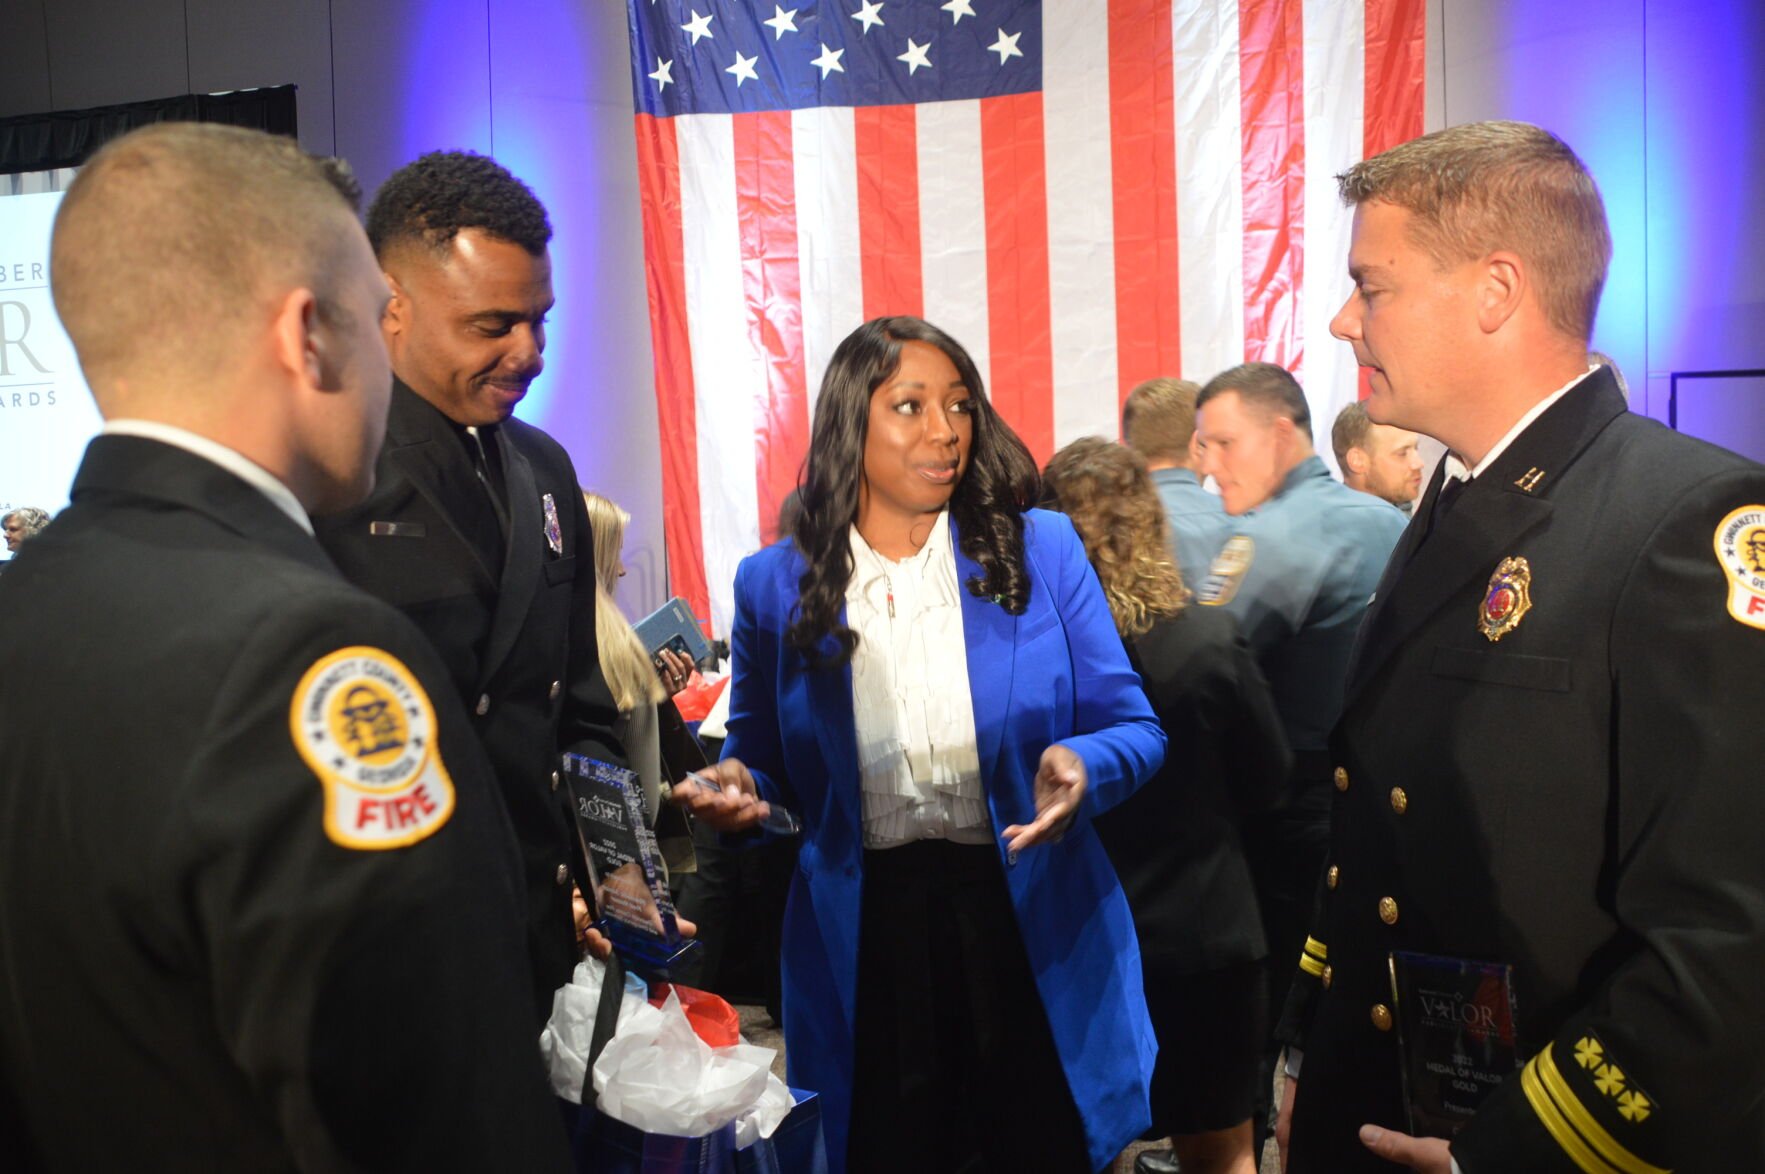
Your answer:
[845,511,990,849]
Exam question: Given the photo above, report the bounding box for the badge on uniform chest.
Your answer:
[1478,556,1533,642]
[1197,534,1254,606]
[542,492,564,555]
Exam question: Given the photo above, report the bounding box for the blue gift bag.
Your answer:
[734,1090,827,1174]
[566,1102,739,1174]
[559,954,826,1174]
[559,1091,824,1174]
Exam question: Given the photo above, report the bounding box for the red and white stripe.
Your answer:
[635,0,1425,638]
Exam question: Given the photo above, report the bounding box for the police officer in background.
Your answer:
[314,152,626,1022]
[0,124,567,1170]
[1122,376,1233,578]
[1190,362,1407,1158]
[1277,120,1765,1172]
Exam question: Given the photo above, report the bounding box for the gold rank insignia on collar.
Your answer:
[1479,556,1533,642]
[1514,467,1546,493]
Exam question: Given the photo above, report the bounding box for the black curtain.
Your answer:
[0,86,298,175]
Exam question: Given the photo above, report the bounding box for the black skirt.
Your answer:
[845,839,1094,1173]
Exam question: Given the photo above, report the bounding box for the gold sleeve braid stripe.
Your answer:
[1518,1043,1671,1174]
[1298,936,1328,977]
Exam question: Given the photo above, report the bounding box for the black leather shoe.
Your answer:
[1133,1148,1181,1174]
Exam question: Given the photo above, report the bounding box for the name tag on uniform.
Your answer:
[368,521,426,538]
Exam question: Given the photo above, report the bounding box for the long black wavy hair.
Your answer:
[785,316,1040,667]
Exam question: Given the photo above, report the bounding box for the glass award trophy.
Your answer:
[563,753,698,974]
[1388,951,1522,1138]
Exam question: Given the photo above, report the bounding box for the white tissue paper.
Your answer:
[592,988,778,1137]
[539,958,651,1103]
[540,960,793,1142]
[733,1071,795,1147]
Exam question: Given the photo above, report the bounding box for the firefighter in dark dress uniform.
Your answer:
[1276,120,1765,1174]
[0,124,566,1172]
[312,153,627,1022]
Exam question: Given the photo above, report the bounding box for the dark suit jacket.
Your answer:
[313,381,624,1019]
[0,436,566,1172]
[1284,368,1765,1172]
[1094,606,1291,974]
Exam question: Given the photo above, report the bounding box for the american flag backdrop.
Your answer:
[626,0,1425,639]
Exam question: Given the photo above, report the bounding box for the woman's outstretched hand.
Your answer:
[1002,744,1087,859]
[668,758,771,833]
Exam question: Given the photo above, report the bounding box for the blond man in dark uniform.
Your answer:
[0,124,567,1171]
[1277,120,1765,1174]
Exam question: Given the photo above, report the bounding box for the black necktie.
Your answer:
[1437,474,1468,517]
[465,426,511,536]
[1420,474,1469,546]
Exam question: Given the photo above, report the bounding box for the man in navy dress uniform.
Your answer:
[1277,120,1765,1173]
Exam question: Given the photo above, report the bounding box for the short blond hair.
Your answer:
[1121,378,1202,463]
[51,123,361,396]
[1338,120,1611,341]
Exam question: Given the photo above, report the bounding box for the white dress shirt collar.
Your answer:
[101,419,313,534]
[1442,365,1599,484]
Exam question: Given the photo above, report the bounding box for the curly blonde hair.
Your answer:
[1041,437,1188,638]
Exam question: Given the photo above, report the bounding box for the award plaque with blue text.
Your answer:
[563,753,698,974]
[1388,951,1522,1137]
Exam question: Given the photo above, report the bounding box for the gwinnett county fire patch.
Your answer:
[290,646,455,849]
[1714,506,1765,630]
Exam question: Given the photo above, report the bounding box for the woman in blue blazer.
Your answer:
[678,317,1165,1173]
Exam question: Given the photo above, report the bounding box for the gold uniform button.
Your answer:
[1321,964,1333,989]
[550,770,561,792]
[1371,1003,1393,1031]
[549,680,562,701]
[555,863,570,886]
[1379,896,1400,925]
[1334,766,1349,792]
[1326,865,1340,890]
[1390,787,1409,814]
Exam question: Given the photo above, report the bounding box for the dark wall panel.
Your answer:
[42,0,188,111]
[0,0,52,116]
[186,0,335,156]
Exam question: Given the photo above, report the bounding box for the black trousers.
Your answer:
[1245,781,1332,1153]
[846,840,1093,1174]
